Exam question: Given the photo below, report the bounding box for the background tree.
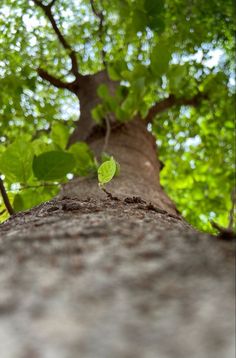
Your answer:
[0,0,234,231]
[0,1,235,357]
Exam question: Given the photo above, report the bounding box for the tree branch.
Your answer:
[33,0,79,77]
[90,0,106,66]
[37,68,71,89]
[0,176,15,216]
[145,93,208,123]
[48,0,57,8]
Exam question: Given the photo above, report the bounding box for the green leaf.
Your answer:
[97,84,109,100]
[0,138,33,183]
[13,193,24,212]
[98,157,117,185]
[107,65,121,81]
[51,122,70,149]
[150,40,172,76]
[68,142,96,176]
[33,151,76,181]
[148,15,165,33]
[133,77,146,95]
[91,104,106,123]
[13,187,59,212]
[132,10,147,32]
[107,61,127,81]
[168,64,188,94]
[101,154,120,175]
[31,137,56,155]
[144,0,165,14]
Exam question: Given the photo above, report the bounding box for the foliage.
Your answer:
[0,130,96,214]
[0,0,235,232]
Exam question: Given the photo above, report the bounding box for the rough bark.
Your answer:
[0,196,235,358]
[64,118,178,215]
[0,74,234,358]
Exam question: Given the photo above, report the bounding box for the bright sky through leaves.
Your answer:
[0,0,234,232]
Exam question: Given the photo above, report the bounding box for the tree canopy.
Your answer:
[0,0,235,232]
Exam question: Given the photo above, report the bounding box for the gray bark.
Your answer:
[0,115,235,358]
[0,192,235,358]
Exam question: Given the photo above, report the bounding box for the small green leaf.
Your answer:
[13,193,24,212]
[132,10,147,32]
[33,151,76,181]
[51,122,70,149]
[68,142,96,176]
[144,0,165,14]
[91,104,106,123]
[0,138,33,183]
[13,187,59,212]
[97,84,109,99]
[98,157,117,185]
[107,65,121,81]
[150,40,172,76]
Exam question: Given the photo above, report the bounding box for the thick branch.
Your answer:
[33,0,79,77]
[0,177,15,216]
[37,68,71,89]
[145,93,208,123]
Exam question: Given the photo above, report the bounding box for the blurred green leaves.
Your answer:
[0,0,234,233]
[33,151,76,181]
[0,137,33,183]
[0,133,96,218]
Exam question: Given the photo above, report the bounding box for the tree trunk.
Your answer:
[0,105,234,358]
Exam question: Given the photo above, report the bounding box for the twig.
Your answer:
[211,221,235,241]
[48,0,57,8]
[90,0,106,66]
[101,186,120,201]
[0,176,15,216]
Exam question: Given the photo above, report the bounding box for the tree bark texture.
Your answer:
[0,76,235,358]
[0,196,234,358]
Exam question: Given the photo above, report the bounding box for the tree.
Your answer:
[0,1,235,357]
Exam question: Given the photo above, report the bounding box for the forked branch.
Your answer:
[33,0,79,78]
[37,68,71,89]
